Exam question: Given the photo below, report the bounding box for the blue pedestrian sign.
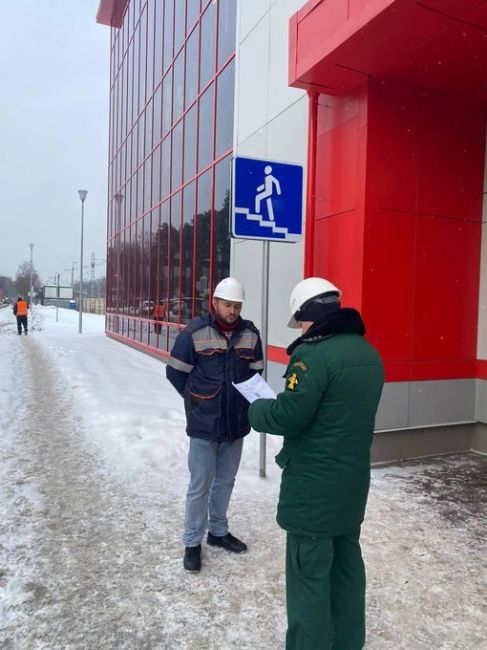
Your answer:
[232,156,303,242]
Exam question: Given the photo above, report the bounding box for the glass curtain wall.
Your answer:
[106,0,236,352]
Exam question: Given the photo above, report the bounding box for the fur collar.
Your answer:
[287,308,365,355]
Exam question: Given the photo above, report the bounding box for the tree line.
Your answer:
[0,262,42,301]
[0,262,106,302]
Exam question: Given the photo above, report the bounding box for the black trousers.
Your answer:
[16,315,28,334]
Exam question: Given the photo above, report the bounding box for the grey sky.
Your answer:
[0,0,110,285]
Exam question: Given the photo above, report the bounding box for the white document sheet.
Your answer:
[232,374,277,403]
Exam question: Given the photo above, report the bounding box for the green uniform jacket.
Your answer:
[249,308,384,537]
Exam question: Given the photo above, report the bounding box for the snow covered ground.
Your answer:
[0,305,485,649]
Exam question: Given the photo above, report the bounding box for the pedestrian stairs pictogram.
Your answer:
[234,207,289,236]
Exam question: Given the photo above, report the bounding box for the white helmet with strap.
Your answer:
[288,277,341,328]
[213,277,245,303]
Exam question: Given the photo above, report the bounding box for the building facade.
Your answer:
[98,0,487,459]
[99,0,236,354]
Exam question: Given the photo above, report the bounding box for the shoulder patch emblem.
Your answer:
[292,361,308,372]
[287,372,300,391]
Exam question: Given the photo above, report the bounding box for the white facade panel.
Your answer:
[409,380,476,428]
[375,382,410,431]
[234,0,307,348]
[475,379,487,423]
[235,14,271,145]
[232,238,266,328]
[268,0,305,121]
[237,0,271,42]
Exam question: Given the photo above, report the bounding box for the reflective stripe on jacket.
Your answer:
[166,313,264,441]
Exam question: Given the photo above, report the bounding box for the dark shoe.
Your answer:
[207,532,247,554]
[183,544,201,572]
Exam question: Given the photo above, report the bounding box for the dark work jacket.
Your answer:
[166,313,264,441]
[249,308,384,537]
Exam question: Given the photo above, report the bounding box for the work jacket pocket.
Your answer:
[187,383,222,413]
[185,380,222,435]
[194,348,225,380]
[234,347,256,382]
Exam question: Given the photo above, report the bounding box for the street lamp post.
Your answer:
[78,190,88,333]
[29,243,34,305]
[71,261,77,287]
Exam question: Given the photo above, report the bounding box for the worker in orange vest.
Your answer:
[13,296,29,335]
[153,301,165,334]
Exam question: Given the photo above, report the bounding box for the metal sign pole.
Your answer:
[231,155,303,479]
[56,273,60,322]
[260,240,270,478]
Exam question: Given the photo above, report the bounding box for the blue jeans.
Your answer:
[183,437,244,547]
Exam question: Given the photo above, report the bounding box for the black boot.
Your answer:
[207,532,247,553]
[183,544,201,572]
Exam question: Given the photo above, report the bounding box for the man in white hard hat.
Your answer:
[166,277,264,572]
[249,277,384,650]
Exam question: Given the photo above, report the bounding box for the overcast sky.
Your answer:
[0,0,110,285]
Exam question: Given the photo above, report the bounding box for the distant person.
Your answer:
[13,296,29,335]
[248,277,384,650]
[166,277,263,572]
[153,302,165,334]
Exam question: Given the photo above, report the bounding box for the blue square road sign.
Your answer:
[232,156,303,242]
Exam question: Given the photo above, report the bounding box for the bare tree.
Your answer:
[14,261,42,302]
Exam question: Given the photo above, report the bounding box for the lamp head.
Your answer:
[78,189,88,202]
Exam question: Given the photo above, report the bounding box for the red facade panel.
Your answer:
[314,213,365,310]
[97,0,128,27]
[315,119,360,218]
[412,216,481,361]
[362,209,416,362]
[466,3,487,29]
[477,360,487,380]
[420,0,486,19]
[293,0,486,382]
[313,88,369,309]
[332,3,447,80]
[418,119,485,221]
[290,0,487,106]
[310,76,484,383]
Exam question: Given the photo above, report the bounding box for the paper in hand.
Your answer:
[232,374,277,404]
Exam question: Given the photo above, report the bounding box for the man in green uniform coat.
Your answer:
[248,277,384,650]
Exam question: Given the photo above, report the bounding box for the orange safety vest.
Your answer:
[16,300,28,316]
[153,303,165,319]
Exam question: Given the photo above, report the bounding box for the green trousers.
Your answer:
[285,528,366,650]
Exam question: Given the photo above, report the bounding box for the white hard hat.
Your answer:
[213,277,245,303]
[288,277,341,328]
